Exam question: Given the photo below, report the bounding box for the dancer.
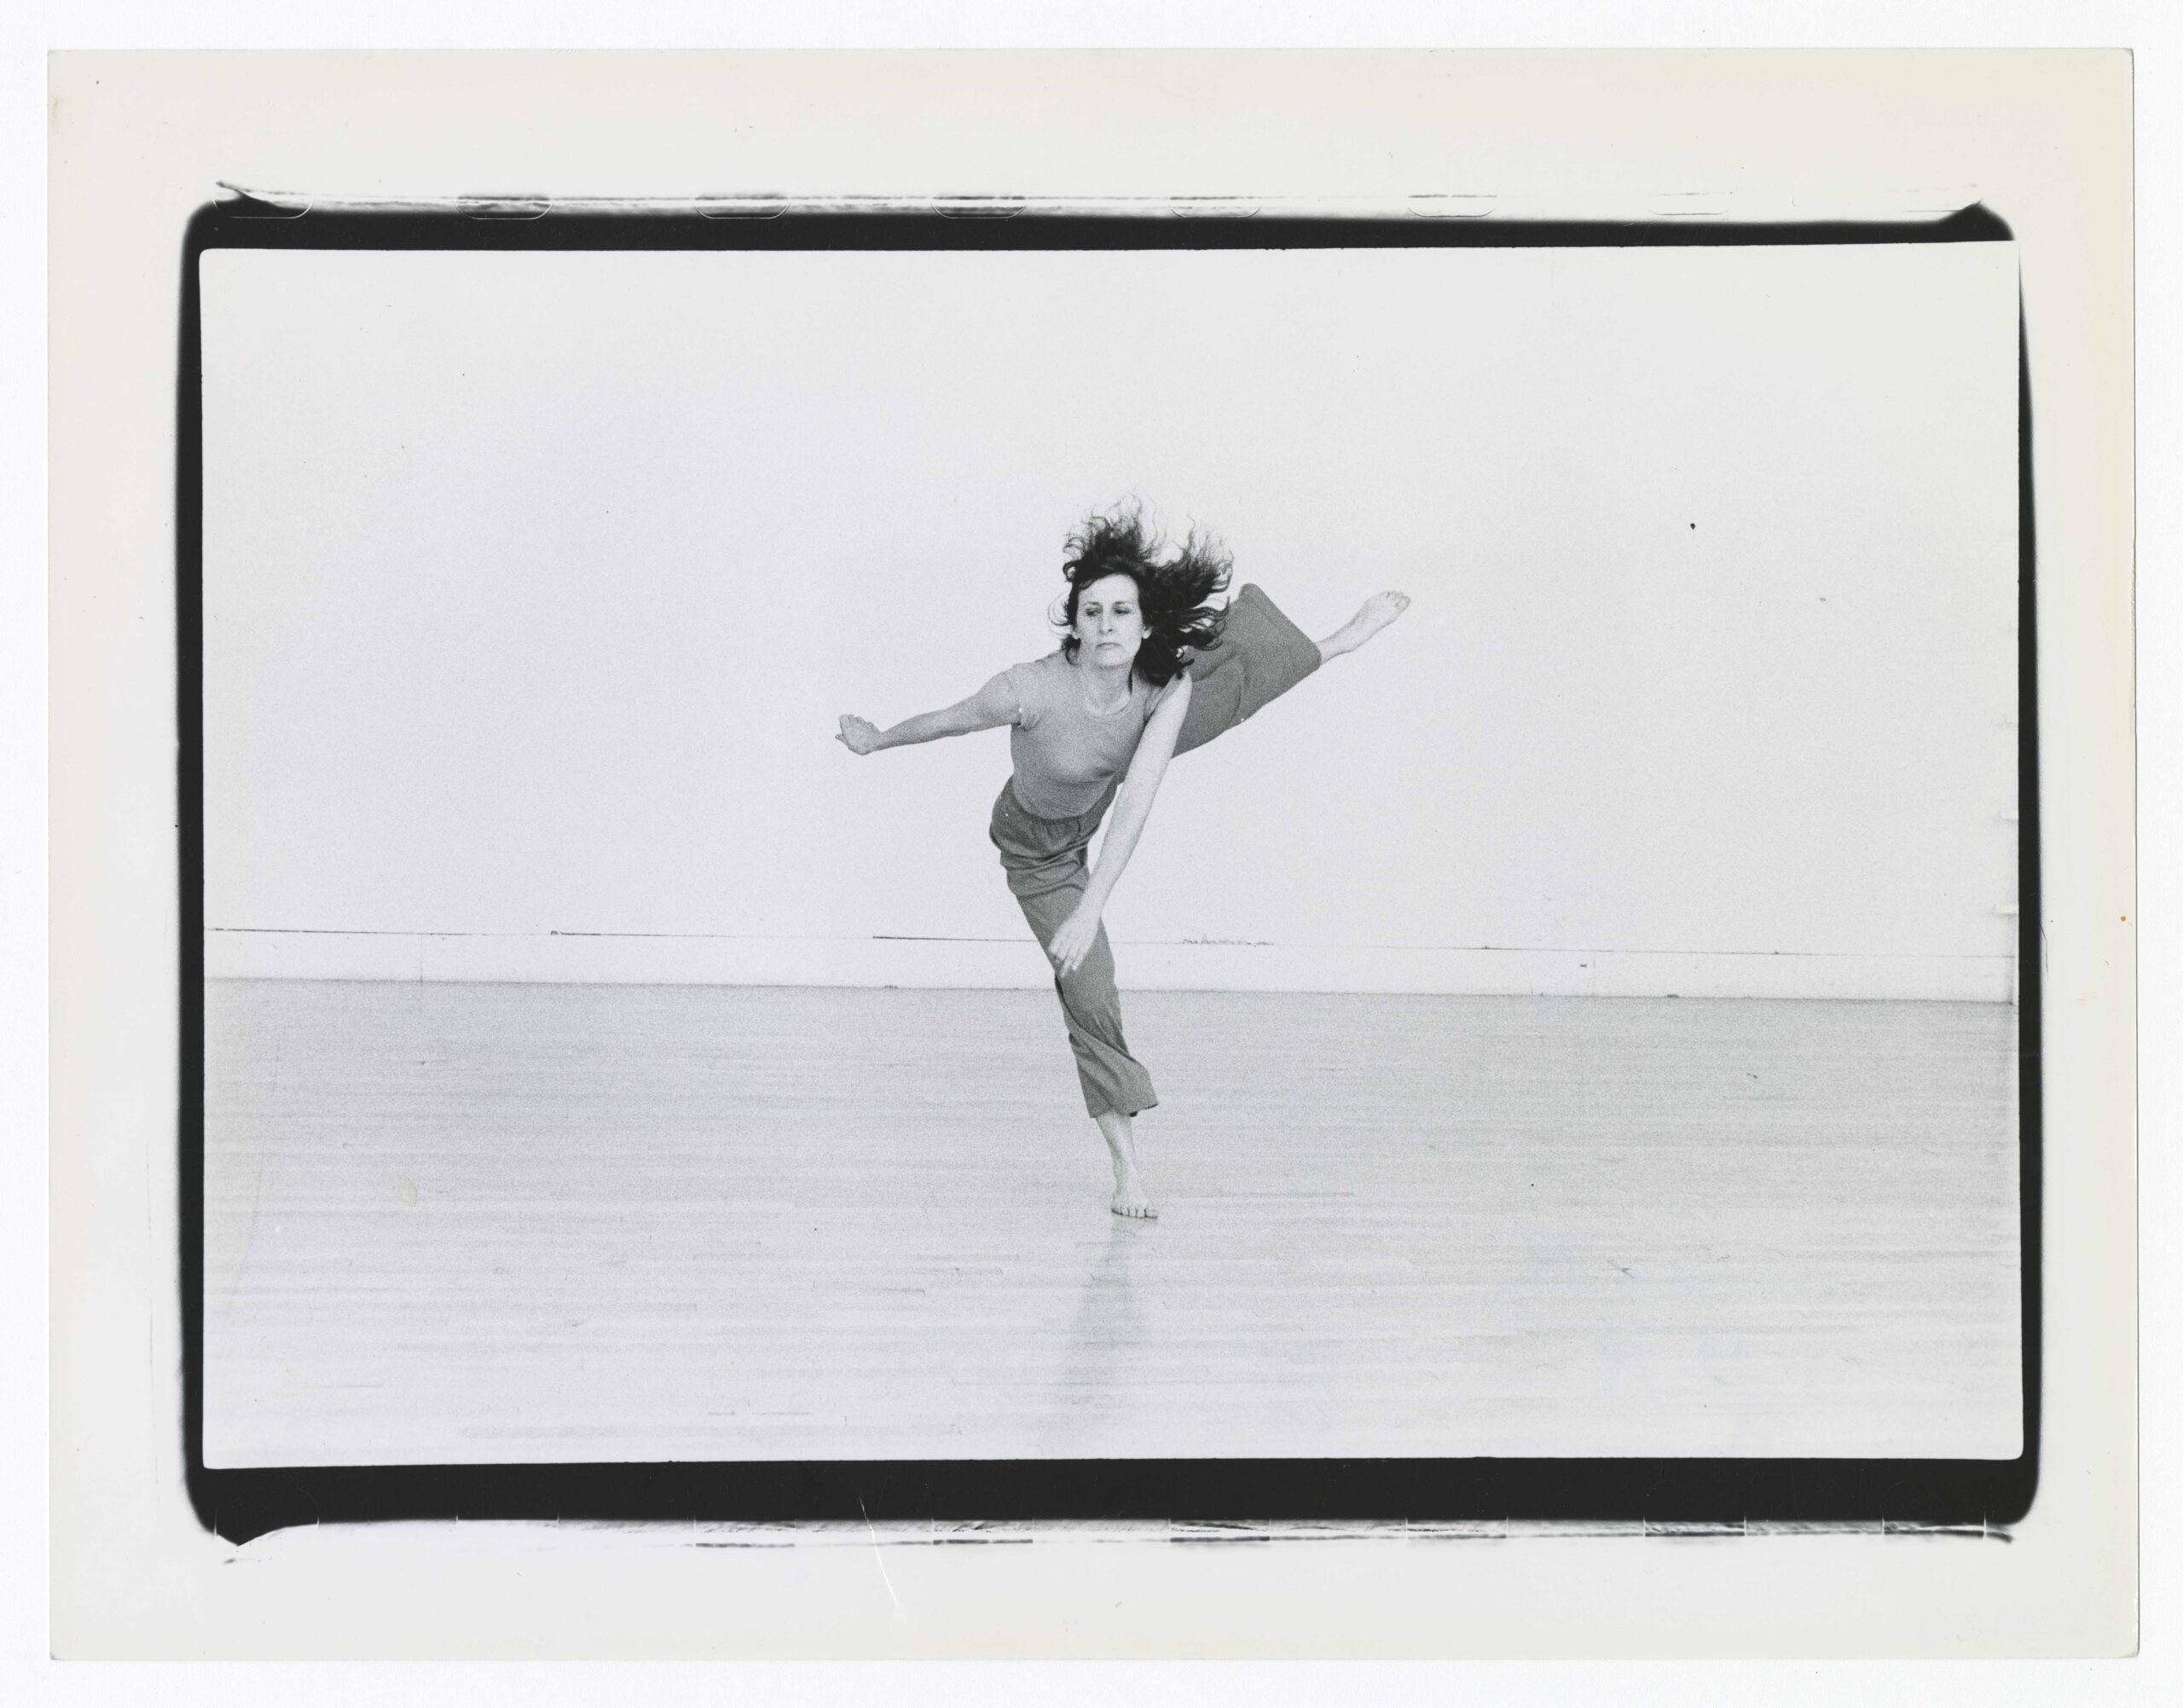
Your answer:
[837,506,1408,1219]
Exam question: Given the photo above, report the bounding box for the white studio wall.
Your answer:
[200,240,2021,998]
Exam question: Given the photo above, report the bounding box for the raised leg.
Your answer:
[1314,590,1412,661]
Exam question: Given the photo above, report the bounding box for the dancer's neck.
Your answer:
[1074,653,1133,714]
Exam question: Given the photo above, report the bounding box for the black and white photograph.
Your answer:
[194,217,2026,1482]
[42,39,2145,1670]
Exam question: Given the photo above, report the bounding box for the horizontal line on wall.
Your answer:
[202,929,2016,1002]
[204,926,2009,961]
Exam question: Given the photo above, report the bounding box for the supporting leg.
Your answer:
[1010,878,1159,1123]
[993,787,1164,1215]
[1097,1109,1156,1219]
[1314,590,1412,661]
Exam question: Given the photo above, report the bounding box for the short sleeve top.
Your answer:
[1004,651,1181,819]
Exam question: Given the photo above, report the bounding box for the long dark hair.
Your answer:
[1052,503,1231,687]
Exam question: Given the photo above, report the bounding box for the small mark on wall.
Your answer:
[397,1175,420,1207]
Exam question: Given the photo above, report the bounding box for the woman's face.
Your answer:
[1073,572,1147,670]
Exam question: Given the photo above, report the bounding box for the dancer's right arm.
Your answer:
[837,672,1019,755]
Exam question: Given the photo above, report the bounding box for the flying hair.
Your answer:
[1052,502,1232,687]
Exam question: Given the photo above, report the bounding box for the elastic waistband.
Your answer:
[999,774,1114,831]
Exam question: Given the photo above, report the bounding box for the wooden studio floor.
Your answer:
[203,980,2022,1468]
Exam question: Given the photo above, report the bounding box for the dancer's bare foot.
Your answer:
[1096,1109,1157,1219]
[1111,1164,1157,1220]
[1317,591,1412,660]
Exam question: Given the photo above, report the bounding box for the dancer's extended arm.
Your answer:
[1046,675,1193,976]
[837,673,1017,754]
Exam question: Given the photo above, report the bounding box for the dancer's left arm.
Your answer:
[1047,675,1193,976]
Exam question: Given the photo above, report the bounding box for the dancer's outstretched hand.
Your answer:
[837,715,884,755]
[1048,906,1102,978]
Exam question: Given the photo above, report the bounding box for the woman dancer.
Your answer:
[837,507,1408,1219]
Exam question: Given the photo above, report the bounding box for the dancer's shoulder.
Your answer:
[1004,651,1070,727]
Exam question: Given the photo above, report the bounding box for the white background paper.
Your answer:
[199,242,2018,992]
[18,1,2174,1700]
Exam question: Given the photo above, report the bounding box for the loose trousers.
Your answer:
[988,583,1323,1118]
